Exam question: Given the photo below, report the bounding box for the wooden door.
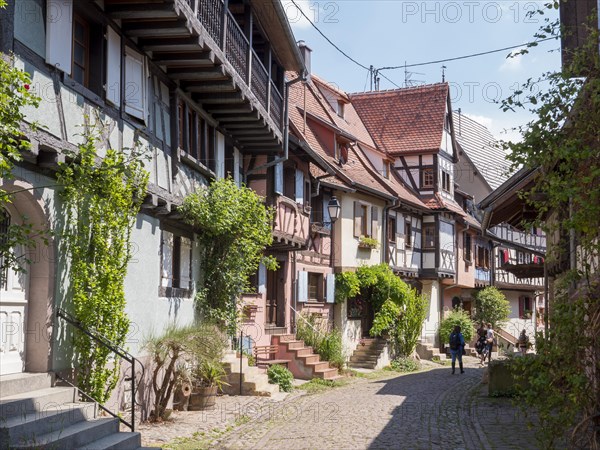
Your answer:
[266,266,285,327]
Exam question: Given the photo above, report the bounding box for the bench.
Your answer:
[253,345,291,368]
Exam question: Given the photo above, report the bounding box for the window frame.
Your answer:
[441,170,451,192]
[464,232,472,263]
[421,168,434,188]
[308,272,324,302]
[405,220,413,248]
[160,230,193,298]
[422,223,435,249]
[72,13,90,88]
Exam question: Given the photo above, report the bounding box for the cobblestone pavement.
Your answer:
[212,358,538,450]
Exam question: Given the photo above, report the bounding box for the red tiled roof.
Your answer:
[423,193,466,216]
[350,84,449,156]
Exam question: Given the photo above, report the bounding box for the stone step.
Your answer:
[2,402,97,444]
[350,356,379,364]
[76,431,141,450]
[297,354,320,364]
[0,386,77,419]
[349,362,377,369]
[284,341,305,350]
[9,417,120,449]
[314,368,338,380]
[0,373,53,398]
[352,349,383,357]
[306,361,330,372]
[294,347,314,357]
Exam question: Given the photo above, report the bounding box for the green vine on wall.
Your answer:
[179,177,276,333]
[58,130,148,403]
[0,46,42,276]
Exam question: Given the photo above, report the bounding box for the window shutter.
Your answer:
[325,273,335,303]
[295,169,304,204]
[353,201,361,237]
[105,26,121,107]
[179,237,192,290]
[258,263,266,294]
[371,206,379,239]
[297,271,308,303]
[45,0,73,74]
[124,47,146,121]
[519,296,524,318]
[161,231,173,288]
[396,215,403,243]
[274,162,283,195]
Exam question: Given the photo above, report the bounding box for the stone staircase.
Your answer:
[221,352,279,397]
[349,338,388,369]
[271,335,339,380]
[416,340,447,361]
[0,372,156,450]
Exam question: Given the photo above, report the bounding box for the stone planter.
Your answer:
[188,385,218,410]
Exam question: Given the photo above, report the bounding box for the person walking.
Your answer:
[449,325,465,374]
[485,322,495,363]
[518,329,529,355]
[475,322,486,358]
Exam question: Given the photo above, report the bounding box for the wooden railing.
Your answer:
[225,11,249,81]
[183,0,284,131]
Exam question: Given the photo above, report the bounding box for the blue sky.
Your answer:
[283,1,561,142]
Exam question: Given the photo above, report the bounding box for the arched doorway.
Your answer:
[0,206,29,374]
[1,179,54,374]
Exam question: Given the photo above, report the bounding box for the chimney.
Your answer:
[297,40,312,75]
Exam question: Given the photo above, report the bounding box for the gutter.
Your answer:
[246,73,307,176]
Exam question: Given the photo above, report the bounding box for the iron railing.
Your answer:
[225,11,249,81]
[55,308,144,432]
[251,50,269,110]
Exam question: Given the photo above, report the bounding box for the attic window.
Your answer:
[336,142,348,164]
[445,113,451,131]
[382,162,390,179]
[337,101,345,118]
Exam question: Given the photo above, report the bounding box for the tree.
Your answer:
[179,178,275,332]
[439,309,475,345]
[473,286,510,328]
[500,2,600,447]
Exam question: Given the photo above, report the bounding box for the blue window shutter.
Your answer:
[297,271,308,303]
[295,169,304,204]
[258,263,266,294]
[274,162,283,194]
[46,0,73,74]
[326,273,335,303]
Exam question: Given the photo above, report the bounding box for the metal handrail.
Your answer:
[55,308,145,432]
[289,305,325,337]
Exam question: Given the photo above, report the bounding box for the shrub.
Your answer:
[473,286,510,329]
[439,309,475,345]
[389,357,421,373]
[296,313,345,369]
[267,364,294,392]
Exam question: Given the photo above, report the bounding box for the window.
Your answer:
[421,168,434,188]
[476,245,485,268]
[441,170,451,192]
[464,232,472,262]
[405,220,412,248]
[14,0,46,57]
[354,202,368,237]
[382,162,390,179]
[422,223,435,249]
[311,194,324,223]
[371,206,379,239]
[337,101,345,118]
[72,15,89,87]
[308,272,323,301]
[283,166,296,199]
[160,231,192,298]
[484,248,490,269]
[519,296,532,319]
[388,217,396,242]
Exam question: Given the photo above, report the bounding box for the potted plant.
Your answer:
[358,236,379,249]
[188,360,229,410]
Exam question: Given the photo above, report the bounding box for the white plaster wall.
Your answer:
[421,280,441,345]
[337,193,384,269]
[335,301,361,362]
[123,215,196,355]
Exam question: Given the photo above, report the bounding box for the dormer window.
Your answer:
[441,170,451,192]
[337,101,345,118]
[335,141,348,164]
[382,161,390,179]
[421,168,434,188]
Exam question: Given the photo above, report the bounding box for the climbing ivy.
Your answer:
[179,177,276,333]
[0,38,41,275]
[57,131,148,403]
[500,2,600,448]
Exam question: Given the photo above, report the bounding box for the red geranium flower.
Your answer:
[24,84,30,90]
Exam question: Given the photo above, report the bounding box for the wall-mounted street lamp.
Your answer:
[327,196,341,270]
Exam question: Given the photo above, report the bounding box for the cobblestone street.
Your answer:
[211,358,537,450]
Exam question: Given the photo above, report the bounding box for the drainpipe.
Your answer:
[382,200,398,265]
[245,72,308,177]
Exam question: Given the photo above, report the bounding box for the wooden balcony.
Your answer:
[105,0,286,153]
[271,196,310,251]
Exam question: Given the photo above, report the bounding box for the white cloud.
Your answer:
[464,113,494,130]
[282,0,313,30]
